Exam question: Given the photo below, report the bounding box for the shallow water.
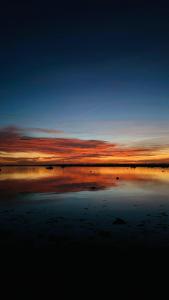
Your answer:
[0,166,169,249]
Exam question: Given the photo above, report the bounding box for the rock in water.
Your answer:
[46,166,53,170]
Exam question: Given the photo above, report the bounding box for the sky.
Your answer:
[0,0,169,164]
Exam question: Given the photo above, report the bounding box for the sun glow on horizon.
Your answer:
[0,126,169,164]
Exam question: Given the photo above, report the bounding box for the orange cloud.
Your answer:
[0,126,169,164]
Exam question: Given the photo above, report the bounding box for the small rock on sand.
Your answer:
[97,230,112,238]
[113,218,126,225]
[161,212,168,217]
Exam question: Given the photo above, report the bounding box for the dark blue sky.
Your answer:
[0,0,169,143]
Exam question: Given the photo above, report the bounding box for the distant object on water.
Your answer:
[90,186,97,190]
[46,166,53,170]
[116,177,119,180]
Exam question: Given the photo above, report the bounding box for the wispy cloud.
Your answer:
[25,127,64,135]
[0,125,63,137]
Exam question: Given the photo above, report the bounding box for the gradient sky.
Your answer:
[0,0,169,164]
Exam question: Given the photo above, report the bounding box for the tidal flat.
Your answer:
[0,166,169,251]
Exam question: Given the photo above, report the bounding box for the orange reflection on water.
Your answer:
[0,166,169,197]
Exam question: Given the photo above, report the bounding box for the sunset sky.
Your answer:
[0,1,169,164]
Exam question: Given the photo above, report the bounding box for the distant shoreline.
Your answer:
[0,163,169,168]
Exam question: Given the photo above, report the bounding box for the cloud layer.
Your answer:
[0,126,169,164]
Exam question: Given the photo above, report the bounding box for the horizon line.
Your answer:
[0,163,169,168]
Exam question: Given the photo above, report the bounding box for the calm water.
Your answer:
[0,166,169,249]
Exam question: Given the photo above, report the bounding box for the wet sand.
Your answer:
[1,167,169,297]
[0,166,169,252]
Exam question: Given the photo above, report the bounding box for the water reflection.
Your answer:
[0,166,169,197]
[0,166,169,249]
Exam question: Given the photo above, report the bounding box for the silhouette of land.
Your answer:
[0,163,169,168]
